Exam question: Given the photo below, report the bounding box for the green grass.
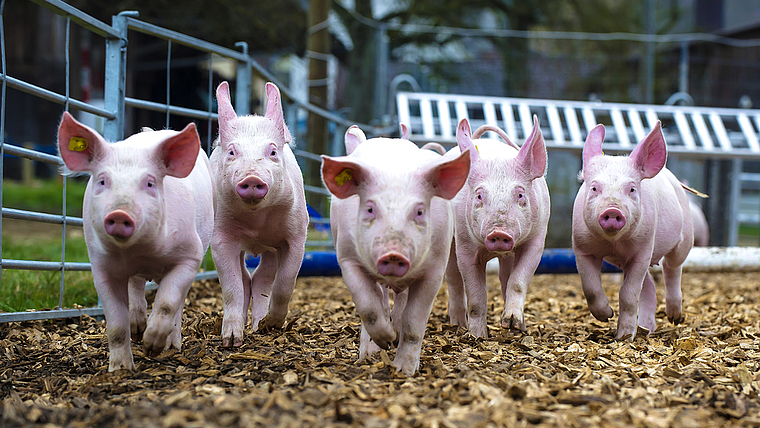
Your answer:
[3,177,88,216]
[739,224,760,238]
[0,231,97,312]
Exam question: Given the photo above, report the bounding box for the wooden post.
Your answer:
[306,0,330,215]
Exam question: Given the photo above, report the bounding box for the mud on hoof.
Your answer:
[501,313,527,333]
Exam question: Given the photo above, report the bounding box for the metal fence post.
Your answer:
[728,158,743,246]
[103,11,136,142]
[234,41,251,116]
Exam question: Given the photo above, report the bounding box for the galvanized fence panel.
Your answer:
[0,0,395,323]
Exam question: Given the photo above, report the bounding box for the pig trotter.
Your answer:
[501,314,526,333]
[221,332,243,348]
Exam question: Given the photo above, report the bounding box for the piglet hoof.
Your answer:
[257,315,285,334]
[130,327,145,343]
[666,303,683,325]
[501,314,527,334]
[590,305,614,322]
[143,341,164,358]
[221,334,244,348]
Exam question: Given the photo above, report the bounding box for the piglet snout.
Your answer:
[599,207,626,232]
[104,210,135,239]
[236,176,269,201]
[485,230,514,252]
[376,252,410,277]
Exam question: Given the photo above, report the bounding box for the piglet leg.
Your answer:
[576,253,613,322]
[128,276,147,343]
[213,237,247,347]
[501,238,543,333]
[261,239,306,330]
[394,273,442,375]
[94,266,134,371]
[444,240,467,326]
[143,260,198,356]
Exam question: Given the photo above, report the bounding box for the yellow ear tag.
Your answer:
[474,144,480,154]
[334,169,353,186]
[69,137,88,152]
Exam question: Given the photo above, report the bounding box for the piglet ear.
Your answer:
[216,81,237,144]
[57,111,109,172]
[630,120,667,179]
[264,82,292,147]
[456,118,480,162]
[156,122,201,178]
[399,123,411,140]
[516,115,547,179]
[344,125,366,155]
[582,124,605,176]
[321,155,365,199]
[421,149,471,200]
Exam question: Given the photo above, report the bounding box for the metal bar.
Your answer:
[293,149,323,163]
[396,92,411,129]
[304,184,330,196]
[501,102,517,140]
[673,111,696,149]
[518,104,532,139]
[3,143,62,165]
[2,259,91,271]
[0,307,105,323]
[438,99,452,140]
[610,108,630,147]
[103,12,133,142]
[737,114,760,152]
[3,208,83,226]
[420,98,435,139]
[691,112,714,150]
[125,97,217,121]
[546,104,564,144]
[0,74,116,119]
[28,0,121,38]
[60,15,71,312]
[728,159,742,246]
[582,107,596,136]
[627,109,646,142]
[234,42,252,116]
[165,39,171,128]
[709,113,733,151]
[125,17,249,62]
[206,53,213,155]
[0,0,6,287]
[564,106,582,145]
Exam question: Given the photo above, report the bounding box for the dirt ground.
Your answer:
[1,270,759,427]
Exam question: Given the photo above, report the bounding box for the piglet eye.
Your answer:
[417,209,423,216]
[477,194,482,200]
[98,179,105,186]
[518,193,524,199]
[591,186,597,192]
[367,207,373,214]
[271,149,277,156]
[629,187,635,193]
[147,182,154,188]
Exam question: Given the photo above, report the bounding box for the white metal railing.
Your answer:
[397,91,760,158]
[397,91,760,245]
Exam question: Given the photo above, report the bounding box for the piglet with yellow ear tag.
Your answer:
[321,124,470,375]
[57,112,214,371]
